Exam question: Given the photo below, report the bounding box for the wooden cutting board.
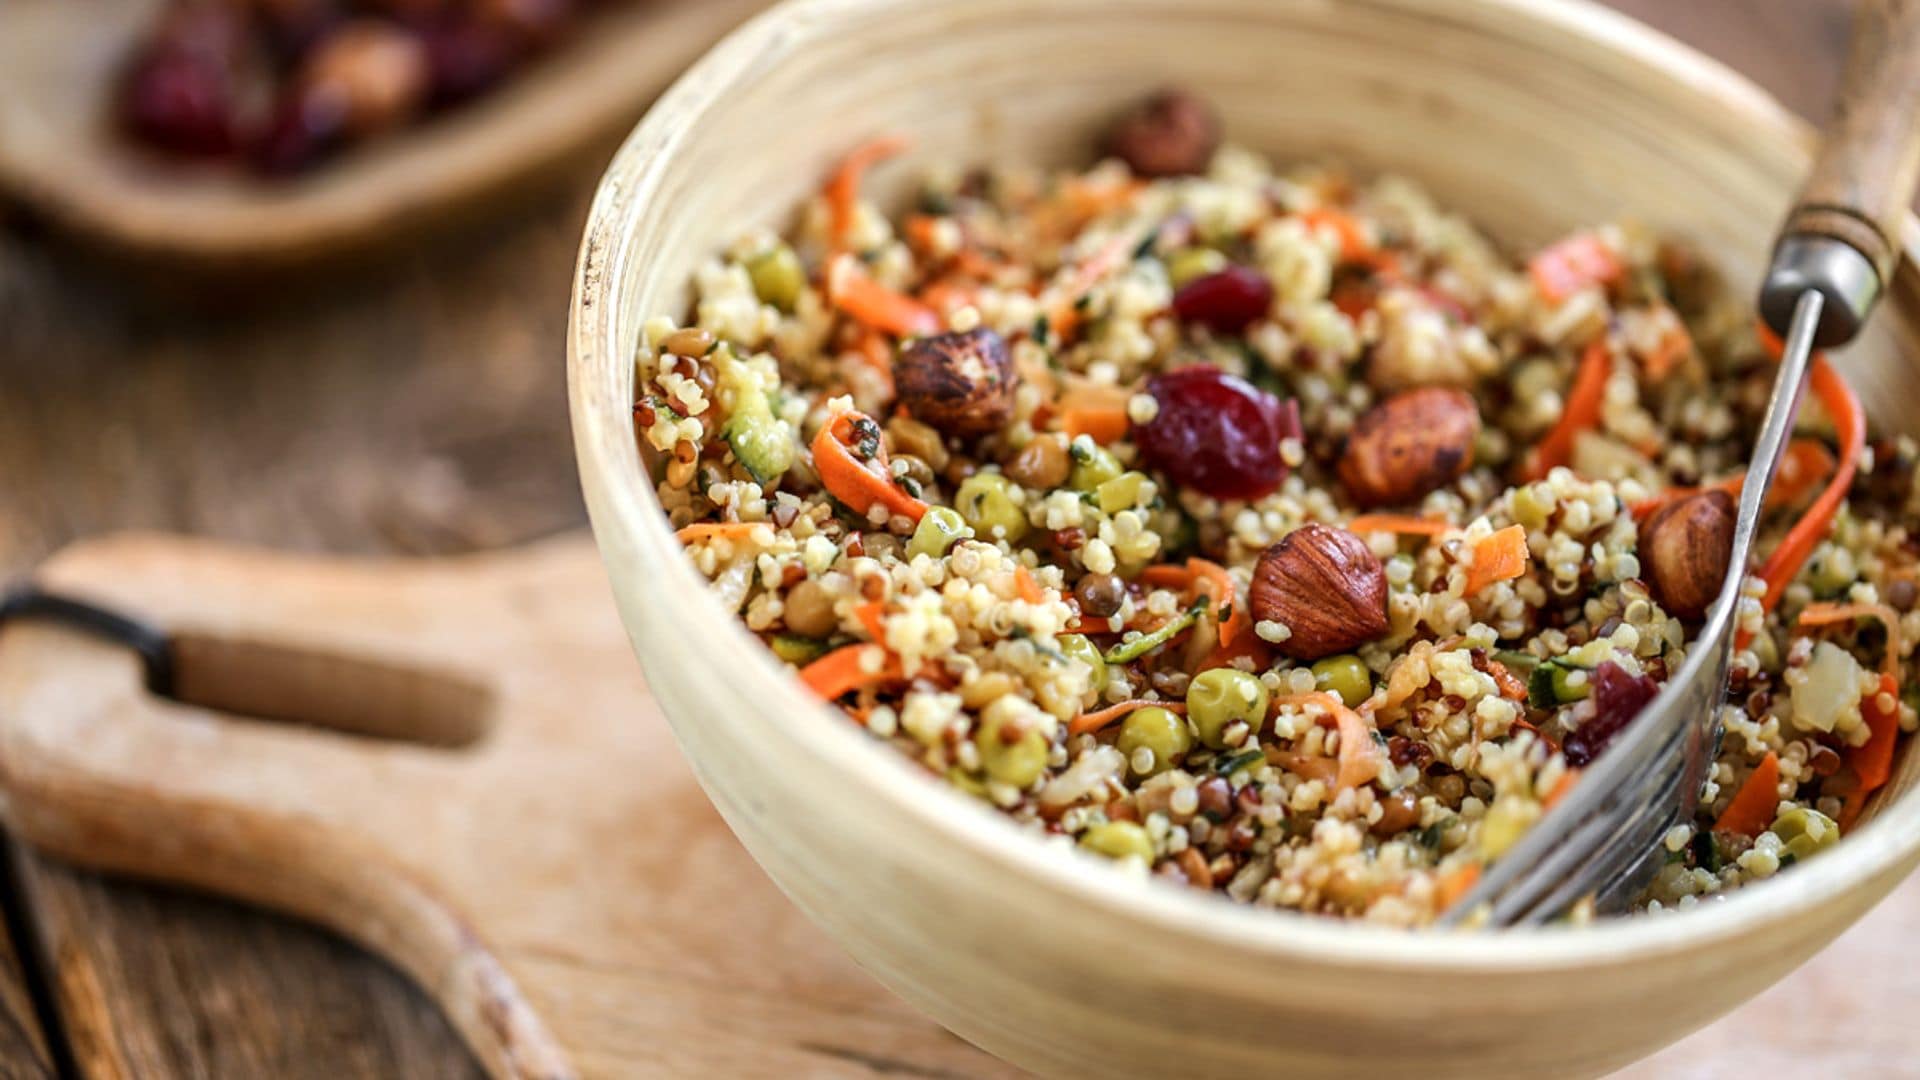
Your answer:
[0,532,1913,1078]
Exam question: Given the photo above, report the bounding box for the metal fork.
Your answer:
[1443,0,1920,926]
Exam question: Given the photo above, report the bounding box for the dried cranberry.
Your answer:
[119,50,238,157]
[1171,266,1273,335]
[419,16,523,104]
[1562,661,1660,766]
[1134,365,1298,500]
[250,88,350,175]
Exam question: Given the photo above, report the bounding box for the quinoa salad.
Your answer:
[635,90,1920,925]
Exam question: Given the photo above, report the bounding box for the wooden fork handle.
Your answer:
[1781,0,1920,286]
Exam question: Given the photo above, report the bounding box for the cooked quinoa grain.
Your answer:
[643,92,1918,926]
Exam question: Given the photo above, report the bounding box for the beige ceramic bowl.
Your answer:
[569,1,1920,1075]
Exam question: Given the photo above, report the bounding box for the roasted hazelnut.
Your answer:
[1337,388,1479,508]
[1103,88,1220,178]
[1249,524,1390,661]
[1887,577,1917,613]
[893,328,1017,439]
[1004,434,1071,490]
[299,19,430,137]
[1074,572,1127,620]
[1642,489,1735,620]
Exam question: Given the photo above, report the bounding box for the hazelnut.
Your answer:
[1337,387,1480,508]
[1103,88,1220,178]
[1642,489,1735,620]
[300,19,430,137]
[1249,524,1390,661]
[1371,788,1422,837]
[893,328,1017,439]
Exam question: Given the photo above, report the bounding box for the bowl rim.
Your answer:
[569,0,1920,972]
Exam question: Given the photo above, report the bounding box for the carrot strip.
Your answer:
[828,255,941,338]
[1542,768,1581,811]
[1299,207,1373,262]
[825,135,907,251]
[800,644,901,700]
[1521,338,1610,481]
[1271,692,1380,792]
[1068,699,1186,737]
[810,408,930,524]
[1262,747,1341,786]
[852,600,888,643]
[1346,514,1453,537]
[1463,524,1530,596]
[1528,231,1624,304]
[1013,566,1045,605]
[1798,602,1904,679]
[675,522,767,544]
[1188,558,1239,648]
[1712,750,1781,838]
[1639,319,1692,384]
[1754,351,1864,614]
[1060,407,1131,445]
[1137,564,1193,589]
[1435,864,1482,911]
[1841,672,1902,829]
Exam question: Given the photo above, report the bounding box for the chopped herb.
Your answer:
[1104,597,1209,664]
[1131,227,1160,261]
[1690,829,1722,873]
[1214,748,1265,776]
[1032,314,1052,346]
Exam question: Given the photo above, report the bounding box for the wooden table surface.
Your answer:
[0,1,1879,1076]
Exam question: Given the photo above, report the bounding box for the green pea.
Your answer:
[954,472,1030,544]
[1166,247,1228,289]
[1068,441,1123,492]
[1551,665,1592,703]
[1057,633,1108,694]
[769,634,829,665]
[1116,706,1193,777]
[974,707,1050,788]
[1186,667,1270,750]
[746,244,805,311]
[1310,654,1373,708]
[1096,470,1150,514]
[1771,806,1840,862]
[1079,820,1155,862]
[908,506,970,560]
[945,767,990,800]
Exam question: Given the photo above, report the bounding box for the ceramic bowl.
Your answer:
[569,1,1920,1075]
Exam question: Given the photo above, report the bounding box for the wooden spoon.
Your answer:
[0,0,766,270]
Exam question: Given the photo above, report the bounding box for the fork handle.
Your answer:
[1761,0,1920,346]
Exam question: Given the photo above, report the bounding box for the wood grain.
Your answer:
[1781,0,1920,282]
[0,1,1894,1078]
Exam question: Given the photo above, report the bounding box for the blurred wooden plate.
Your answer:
[0,0,766,269]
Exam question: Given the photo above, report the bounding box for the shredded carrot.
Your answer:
[1841,672,1902,829]
[1271,692,1380,792]
[674,522,767,544]
[1137,564,1194,589]
[828,255,941,338]
[1798,601,1903,678]
[1068,699,1187,737]
[1346,514,1453,537]
[1528,231,1624,304]
[1639,319,1692,384]
[1262,748,1340,786]
[852,600,888,643]
[810,408,930,524]
[1628,439,1834,522]
[1463,524,1530,596]
[1542,768,1581,811]
[1712,750,1781,838]
[1752,325,1865,615]
[1013,566,1045,605]
[824,135,907,251]
[1060,407,1132,445]
[1521,337,1610,481]
[1047,231,1138,339]
[1435,864,1482,911]
[1188,559,1239,648]
[1298,207,1373,262]
[799,644,901,701]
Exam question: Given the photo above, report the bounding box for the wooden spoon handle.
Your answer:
[1781,0,1920,284]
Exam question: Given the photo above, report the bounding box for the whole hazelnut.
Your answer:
[1338,387,1480,508]
[1103,88,1221,178]
[893,328,1017,439]
[1642,489,1735,620]
[1249,524,1390,661]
